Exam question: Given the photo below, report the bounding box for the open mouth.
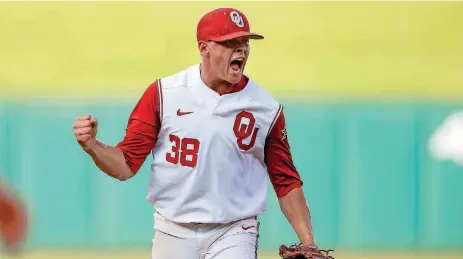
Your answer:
[230,58,244,73]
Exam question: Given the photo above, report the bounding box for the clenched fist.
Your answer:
[73,114,98,151]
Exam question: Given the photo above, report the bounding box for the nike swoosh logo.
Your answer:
[177,109,193,116]
[242,225,255,230]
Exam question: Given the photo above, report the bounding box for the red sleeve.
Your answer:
[116,81,161,174]
[265,109,303,198]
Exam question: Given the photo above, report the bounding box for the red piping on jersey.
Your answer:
[157,79,163,122]
[267,105,283,137]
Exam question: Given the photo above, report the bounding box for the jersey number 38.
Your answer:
[165,111,259,168]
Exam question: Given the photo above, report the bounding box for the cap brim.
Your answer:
[211,31,264,42]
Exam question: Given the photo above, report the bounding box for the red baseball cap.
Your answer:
[197,8,264,42]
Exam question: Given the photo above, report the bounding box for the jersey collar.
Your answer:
[191,64,249,97]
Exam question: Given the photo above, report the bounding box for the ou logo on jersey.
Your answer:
[233,111,259,151]
[230,11,245,28]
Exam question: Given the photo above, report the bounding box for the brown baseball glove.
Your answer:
[279,243,334,259]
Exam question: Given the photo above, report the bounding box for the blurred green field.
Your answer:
[0,1,462,99]
[4,250,463,259]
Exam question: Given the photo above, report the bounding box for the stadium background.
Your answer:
[1,1,462,258]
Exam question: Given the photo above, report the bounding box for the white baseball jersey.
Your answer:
[145,64,282,224]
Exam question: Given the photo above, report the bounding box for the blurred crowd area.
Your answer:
[1,1,463,259]
[0,1,461,99]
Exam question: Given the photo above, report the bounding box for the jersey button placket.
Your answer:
[211,95,222,116]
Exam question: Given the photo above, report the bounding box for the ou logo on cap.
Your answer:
[230,11,245,28]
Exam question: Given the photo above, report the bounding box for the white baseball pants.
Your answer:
[152,212,260,259]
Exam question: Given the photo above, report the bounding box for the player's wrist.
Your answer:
[82,138,100,155]
[300,234,316,247]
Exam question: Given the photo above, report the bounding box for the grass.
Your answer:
[0,1,462,99]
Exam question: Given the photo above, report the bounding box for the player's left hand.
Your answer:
[279,243,334,259]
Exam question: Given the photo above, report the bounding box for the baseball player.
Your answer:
[73,8,333,259]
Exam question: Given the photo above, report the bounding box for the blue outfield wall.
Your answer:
[0,100,462,251]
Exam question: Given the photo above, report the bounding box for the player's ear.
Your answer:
[198,41,210,56]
